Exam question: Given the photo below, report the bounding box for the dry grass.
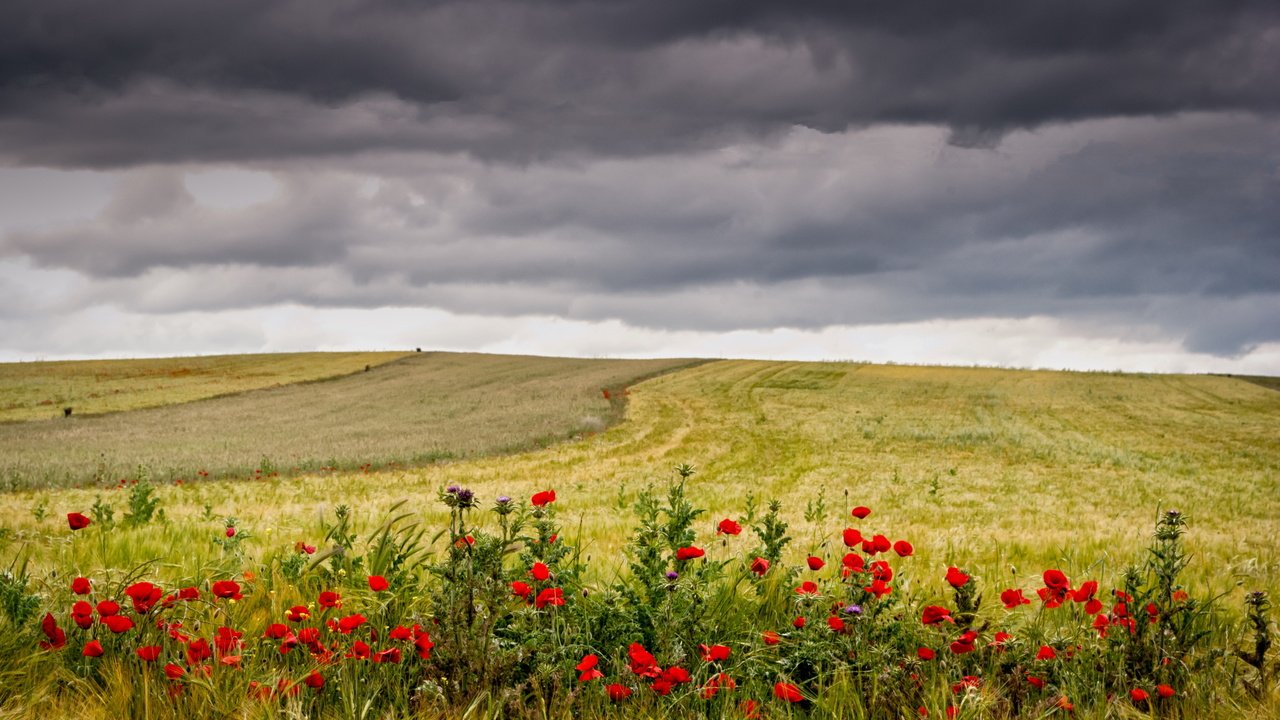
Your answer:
[0,351,411,423]
[0,352,695,489]
[2,358,1277,613]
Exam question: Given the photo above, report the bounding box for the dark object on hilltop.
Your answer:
[365,365,371,372]
[415,347,422,352]
[63,407,73,418]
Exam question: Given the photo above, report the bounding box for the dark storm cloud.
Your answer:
[1,0,1278,166]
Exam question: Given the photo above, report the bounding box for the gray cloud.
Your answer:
[1,0,1277,166]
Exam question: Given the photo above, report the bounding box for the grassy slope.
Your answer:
[4,359,1277,605]
[0,351,411,422]
[0,352,696,489]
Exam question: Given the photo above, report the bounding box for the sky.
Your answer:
[1,0,1278,373]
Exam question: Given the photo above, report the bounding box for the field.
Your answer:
[0,355,1277,718]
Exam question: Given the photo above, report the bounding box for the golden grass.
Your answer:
[0,351,411,422]
[3,358,1277,611]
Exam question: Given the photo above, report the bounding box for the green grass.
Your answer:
[0,352,697,490]
[0,351,411,423]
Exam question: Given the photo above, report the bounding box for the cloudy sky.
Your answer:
[2,0,1278,372]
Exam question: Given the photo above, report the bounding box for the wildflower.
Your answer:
[1027,675,1045,689]
[793,616,806,628]
[870,560,894,582]
[71,577,91,595]
[945,567,970,588]
[806,556,825,570]
[762,630,781,646]
[676,546,705,560]
[372,648,402,663]
[606,683,632,701]
[894,540,914,557]
[304,671,324,690]
[917,647,936,660]
[1000,588,1031,609]
[990,632,1013,649]
[367,575,389,592]
[103,615,134,633]
[318,591,341,608]
[531,489,556,507]
[750,557,770,575]
[285,605,310,622]
[163,663,185,679]
[795,581,820,595]
[96,599,119,616]
[717,518,742,535]
[211,580,242,601]
[67,513,91,531]
[741,699,761,718]
[264,623,288,639]
[844,604,863,615]
[864,578,892,599]
[186,638,212,664]
[511,581,532,599]
[701,672,736,699]
[414,633,435,660]
[535,587,564,609]
[774,682,804,703]
[136,646,162,662]
[336,614,367,634]
[628,643,659,677]
[39,613,66,650]
[1036,646,1057,661]
[1130,688,1149,703]
[125,582,162,614]
[666,571,679,581]
[851,506,872,519]
[1156,684,1175,698]
[1039,569,1071,608]
[842,528,863,547]
[699,644,731,662]
[842,553,865,573]
[827,616,846,633]
[576,654,604,681]
[950,631,978,654]
[346,641,371,660]
[921,606,954,625]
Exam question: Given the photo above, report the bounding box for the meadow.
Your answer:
[0,355,1277,718]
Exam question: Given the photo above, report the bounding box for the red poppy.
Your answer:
[628,643,659,677]
[1036,646,1057,660]
[842,553,865,573]
[1040,569,1071,607]
[945,567,970,588]
[1130,688,1149,703]
[806,556,825,571]
[917,647,935,660]
[870,560,894,582]
[717,518,742,535]
[842,528,863,547]
[125,582,162,614]
[1027,675,1045,689]
[96,599,119,617]
[606,683,632,702]
[531,490,557,507]
[163,663,185,680]
[373,648,402,663]
[576,654,599,671]
[750,557,770,576]
[921,606,954,625]
[136,645,162,662]
[851,506,872,519]
[318,591,341,608]
[762,630,781,646]
[990,632,1013,649]
[773,682,804,703]
[367,575,389,592]
[662,666,691,684]
[792,616,807,628]
[865,578,892,598]
[103,615,134,633]
[285,605,310,622]
[893,540,914,557]
[535,587,564,609]
[795,581,819,595]
[511,581,533,599]
[264,623,288,639]
[676,546,705,561]
[336,614,367,634]
[211,580,242,601]
[67,513,91,531]
[1000,588,1031,609]
[176,587,200,601]
[950,631,977,654]
[698,643,731,662]
[304,671,324,690]
[1156,684,1175,698]
[577,654,604,681]
[827,616,846,633]
[80,639,104,657]
[871,535,892,554]
[39,613,66,650]
[700,672,736,699]
[186,638,212,664]
[742,699,761,719]
[346,641,372,660]
[71,577,92,595]
[414,633,435,660]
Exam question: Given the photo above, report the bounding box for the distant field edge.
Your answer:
[1214,373,1280,393]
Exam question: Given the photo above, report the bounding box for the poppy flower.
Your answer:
[39,613,66,650]
[662,666,691,684]
[535,587,564,609]
[893,540,914,557]
[921,606,954,625]
[950,631,977,654]
[576,654,601,679]
[827,616,846,633]
[125,582,162,614]
[186,638,211,664]
[373,648,402,664]
[67,513,91,531]
[628,643,659,677]
[81,639,104,657]
[415,633,435,659]
[762,630,781,646]
[676,546,705,561]
[531,490,556,507]
[1040,569,1071,607]
[511,581,533,599]
[606,683,632,701]
[95,599,119,617]
[367,575,389,592]
[346,641,372,660]
[1000,588,1031,609]
[701,672,736,699]
[336,614,367,634]
[773,682,804,703]
[1156,684,1175,698]
[871,535,892,554]
[750,557,770,576]
[285,605,309,622]
[1130,688,1149,703]
[318,591,341,608]
[864,579,892,599]
[264,623,288,639]
[1027,675,1045,689]
[917,647,935,660]
[842,528,863,547]
[103,615,134,633]
[698,644,731,662]
[806,556,825,571]
[304,671,324,690]
[945,567,970,588]
[742,700,761,719]
[851,506,872,519]
[842,553,865,573]
[795,581,819,595]
[870,560,894,582]
[136,645,162,662]
[71,577,92,595]
[717,518,742,535]
[1036,645,1057,660]
[176,587,200,601]
[163,663,185,680]
[211,580,242,601]
[990,632,1013,649]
